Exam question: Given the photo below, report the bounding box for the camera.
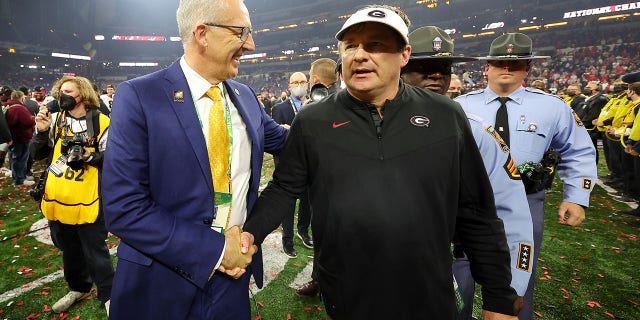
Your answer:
[60,132,87,170]
[309,83,329,102]
[29,180,45,202]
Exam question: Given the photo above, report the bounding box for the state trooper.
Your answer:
[401,26,533,319]
[455,33,597,320]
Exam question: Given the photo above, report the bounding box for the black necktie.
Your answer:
[495,97,510,146]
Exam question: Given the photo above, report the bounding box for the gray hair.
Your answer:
[176,0,230,49]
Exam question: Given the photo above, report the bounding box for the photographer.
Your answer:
[31,75,114,315]
[307,58,340,104]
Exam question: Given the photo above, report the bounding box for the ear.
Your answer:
[193,24,209,47]
[400,44,411,68]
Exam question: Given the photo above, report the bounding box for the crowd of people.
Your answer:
[0,0,638,319]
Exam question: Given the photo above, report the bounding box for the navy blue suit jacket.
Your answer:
[271,98,297,125]
[102,60,287,319]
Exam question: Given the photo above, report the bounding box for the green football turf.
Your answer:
[0,154,638,319]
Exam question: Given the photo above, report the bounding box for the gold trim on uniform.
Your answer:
[504,156,522,180]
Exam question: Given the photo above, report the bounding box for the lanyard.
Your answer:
[192,86,234,192]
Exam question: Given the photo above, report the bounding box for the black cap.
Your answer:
[0,85,12,95]
[622,72,640,84]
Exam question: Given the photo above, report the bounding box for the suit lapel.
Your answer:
[223,81,258,153]
[164,62,214,193]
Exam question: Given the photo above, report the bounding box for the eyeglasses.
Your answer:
[289,81,308,86]
[204,23,252,42]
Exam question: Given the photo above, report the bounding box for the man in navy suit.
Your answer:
[102,0,287,318]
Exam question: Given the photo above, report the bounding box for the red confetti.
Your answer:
[269,271,278,277]
[604,311,615,318]
[597,274,605,278]
[253,316,262,320]
[293,263,300,267]
[287,314,292,320]
[16,301,24,307]
[628,299,638,305]
[43,305,51,312]
[586,301,602,308]
[534,311,543,317]
[257,301,264,308]
[560,288,570,294]
[303,307,312,311]
[563,295,570,300]
[316,305,323,311]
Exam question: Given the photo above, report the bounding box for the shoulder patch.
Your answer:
[504,155,521,180]
[516,243,533,272]
[485,125,510,153]
[582,178,593,190]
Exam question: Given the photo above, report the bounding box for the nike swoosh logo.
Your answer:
[332,121,351,129]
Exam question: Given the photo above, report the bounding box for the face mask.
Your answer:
[59,93,78,111]
[290,86,307,98]
[447,92,461,99]
[567,91,576,97]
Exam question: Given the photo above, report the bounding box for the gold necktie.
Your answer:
[205,86,230,193]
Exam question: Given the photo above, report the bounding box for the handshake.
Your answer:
[215,226,258,279]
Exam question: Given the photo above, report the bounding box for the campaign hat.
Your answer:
[479,33,550,60]
[408,26,476,63]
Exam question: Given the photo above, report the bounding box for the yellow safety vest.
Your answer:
[41,112,109,224]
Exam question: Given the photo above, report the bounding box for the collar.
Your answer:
[180,56,225,99]
[483,86,526,105]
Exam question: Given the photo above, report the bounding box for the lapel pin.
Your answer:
[234,88,240,96]
[173,90,184,103]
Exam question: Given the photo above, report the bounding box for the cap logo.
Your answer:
[368,9,386,18]
[432,37,442,52]
[506,44,514,54]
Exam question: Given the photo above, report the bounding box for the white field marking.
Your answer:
[597,179,638,208]
[289,261,314,289]
[5,224,293,303]
[0,219,118,303]
[4,180,297,303]
[249,232,291,294]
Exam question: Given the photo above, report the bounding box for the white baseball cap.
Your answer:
[335,7,409,44]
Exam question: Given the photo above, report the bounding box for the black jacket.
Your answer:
[244,83,517,319]
[575,93,610,131]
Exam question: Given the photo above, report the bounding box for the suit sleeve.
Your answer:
[468,116,534,296]
[102,81,223,289]
[271,103,286,125]
[454,109,518,315]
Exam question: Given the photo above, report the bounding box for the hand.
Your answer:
[241,231,256,254]
[281,124,291,129]
[630,149,640,157]
[557,201,585,226]
[35,105,51,132]
[217,226,257,279]
[482,310,518,320]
